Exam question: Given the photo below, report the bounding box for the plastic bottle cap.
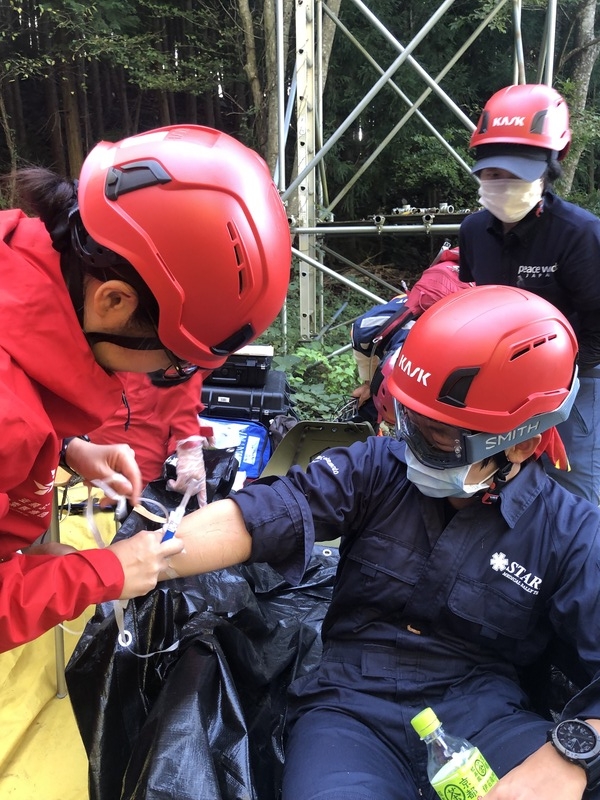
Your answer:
[411,707,441,738]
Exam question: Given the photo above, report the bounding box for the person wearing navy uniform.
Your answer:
[162,285,600,800]
[459,83,600,504]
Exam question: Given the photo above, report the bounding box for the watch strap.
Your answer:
[59,435,90,476]
[548,719,600,791]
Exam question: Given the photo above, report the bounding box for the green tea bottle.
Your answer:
[411,707,498,799]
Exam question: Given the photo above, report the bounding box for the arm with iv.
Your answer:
[159,498,253,579]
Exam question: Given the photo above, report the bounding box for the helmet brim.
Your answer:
[471,153,547,181]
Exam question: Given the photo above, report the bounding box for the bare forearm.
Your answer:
[160,499,252,579]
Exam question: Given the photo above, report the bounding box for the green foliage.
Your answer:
[273,344,358,421]
[565,188,600,217]
[0,0,250,173]
[106,0,238,94]
[388,131,478,210]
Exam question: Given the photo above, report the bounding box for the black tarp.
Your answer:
[66,479,338,800]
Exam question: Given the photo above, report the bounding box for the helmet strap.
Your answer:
[60,248,87,327]
[480,451,513,505]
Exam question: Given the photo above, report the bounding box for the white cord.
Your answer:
[82,486,180,657]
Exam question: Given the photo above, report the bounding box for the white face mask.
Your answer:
[478,178,543,223]
[405,447,496,499]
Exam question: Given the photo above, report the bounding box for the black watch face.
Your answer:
[556,721,600,756]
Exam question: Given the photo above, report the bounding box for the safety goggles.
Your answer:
[395,404,476,469]
[85,332,199,385]
[395,372,579,469]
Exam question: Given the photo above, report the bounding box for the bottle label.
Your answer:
[431,748,498,799]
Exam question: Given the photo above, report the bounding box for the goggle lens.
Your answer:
[395,403,472,469]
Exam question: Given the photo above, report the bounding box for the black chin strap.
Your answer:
[85,333,164,350]
[479,451,513,505]
[60,250,87,326]
[44,181,86,326]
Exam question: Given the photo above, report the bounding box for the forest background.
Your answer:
[1,0,599,416]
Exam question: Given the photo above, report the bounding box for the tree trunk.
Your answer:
[200,90,216,127]
[264,0,279,171]
[157,90,171,126]
[59,65,84,177]
[88,59,105,142]
[321,0,342,89]
[237,0,266,153]
[116,66,132,136]
[45,74,66,174]
[0,84,17,201]
[78,60,92,154]
[8,78,27,160]
[557,0,600,195]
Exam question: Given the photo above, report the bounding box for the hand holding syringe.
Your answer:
[162,429,214,541]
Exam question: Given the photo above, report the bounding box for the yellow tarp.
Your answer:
[0,484,119,800]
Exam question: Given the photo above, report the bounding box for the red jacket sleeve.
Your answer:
[0,548,124,652]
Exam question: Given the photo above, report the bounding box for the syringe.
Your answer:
[161,479,201,541]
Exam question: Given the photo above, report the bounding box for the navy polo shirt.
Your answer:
[459,192,600,368]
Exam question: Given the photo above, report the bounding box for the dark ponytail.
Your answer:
[10,167,158,329]
[12,167,77,252]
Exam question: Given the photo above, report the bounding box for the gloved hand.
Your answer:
[167,431,214,507]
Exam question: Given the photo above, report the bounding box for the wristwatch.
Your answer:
[548,718,600,790]
[59,435,90,476]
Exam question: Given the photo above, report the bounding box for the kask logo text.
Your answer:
[492,116,525,127]
[398,355,430,386]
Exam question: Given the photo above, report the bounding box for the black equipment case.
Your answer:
[204,345,274,387]
[201,368,295,426]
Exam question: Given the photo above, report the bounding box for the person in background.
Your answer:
[459,83,600,504]
[350,246,472,426]
[89,370,206,490]
[154,285,600,800]
[0,123,291,652]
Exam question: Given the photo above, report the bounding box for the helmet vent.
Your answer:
[438,367,480,408]
[478,110,489,134]
[510,334,557,360]
[105,160,171,200]
[530,110,547,135]
[227,221,247,296]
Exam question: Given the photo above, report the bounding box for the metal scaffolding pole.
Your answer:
[285,0,558,342]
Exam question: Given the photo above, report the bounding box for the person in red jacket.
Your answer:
[89,370,206,489]
[0,124,291,651]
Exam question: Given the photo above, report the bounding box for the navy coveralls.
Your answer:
[233,437,600,800]
[459,192,600,504]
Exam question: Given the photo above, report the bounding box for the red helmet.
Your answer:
[77,125,291,368]
[387,286,579,464]
[470,84,571,159]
